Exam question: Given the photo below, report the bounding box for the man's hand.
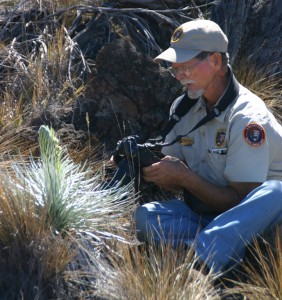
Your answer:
[142,155,189,192]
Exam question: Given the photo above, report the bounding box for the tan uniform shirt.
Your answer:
[163,83,282,188]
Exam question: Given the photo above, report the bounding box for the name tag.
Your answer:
[179,137,194,146]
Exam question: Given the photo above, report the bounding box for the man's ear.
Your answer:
[209,52,222,69]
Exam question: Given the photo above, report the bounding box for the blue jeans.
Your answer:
[135,180,282,272]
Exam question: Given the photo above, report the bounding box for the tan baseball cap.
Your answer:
[154,19,228,63]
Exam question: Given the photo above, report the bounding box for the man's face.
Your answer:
[171,55,214,99]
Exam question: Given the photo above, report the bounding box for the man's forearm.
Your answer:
[179,170,242,212]
[143,156,260,211]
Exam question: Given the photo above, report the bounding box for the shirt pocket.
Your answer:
[206,150,227,175]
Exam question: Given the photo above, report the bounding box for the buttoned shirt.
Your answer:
[162,74,282,190]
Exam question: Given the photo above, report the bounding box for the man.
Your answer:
[135,19,282,273]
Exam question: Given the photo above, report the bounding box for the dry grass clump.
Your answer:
[234,58,282,123]
[0,25,87,130]
[94,238,222,300]
[220,228,282,300]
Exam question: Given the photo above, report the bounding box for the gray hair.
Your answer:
[195,51,229,67]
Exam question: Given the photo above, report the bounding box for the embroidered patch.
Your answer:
[171,27,183,43]
[215,128,226,147]
[179,137,194,146]
[243,123,266,146]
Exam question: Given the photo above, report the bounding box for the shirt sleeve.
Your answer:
[224,114,269,183]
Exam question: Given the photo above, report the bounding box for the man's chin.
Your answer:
[187,89,204,99]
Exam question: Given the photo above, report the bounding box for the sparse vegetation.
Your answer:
[95,240,221,300]
[0,0,281,299]
[0,124,136,298]
[233,59,282,124]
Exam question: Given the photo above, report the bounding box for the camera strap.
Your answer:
[157,65,239,147]
[156,93,196,141]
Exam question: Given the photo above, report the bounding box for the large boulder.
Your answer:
[211,0,282,77]
[73,38,182,149]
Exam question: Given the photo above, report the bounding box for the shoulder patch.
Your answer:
[243,123,266,147]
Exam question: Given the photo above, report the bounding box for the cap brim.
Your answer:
[153,47,201,63]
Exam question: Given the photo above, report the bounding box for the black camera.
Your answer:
[113,135,163,168]
[110,135,164,194]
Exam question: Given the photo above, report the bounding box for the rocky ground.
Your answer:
[1,0,281,155]
[0,1,281,298]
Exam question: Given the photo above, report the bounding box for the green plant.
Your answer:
[0,166,74,298]
[12,125,136,232]
[0,124,136,297]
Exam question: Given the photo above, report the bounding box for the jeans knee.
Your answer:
[263,180,282,198]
